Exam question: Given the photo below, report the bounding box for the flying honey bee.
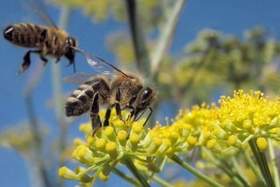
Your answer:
[64,54,156,133]
[3,23,77,73]
[2,0,79,73]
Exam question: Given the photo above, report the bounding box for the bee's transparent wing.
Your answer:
[63,72,94,84]
[85,55,114,76]
[27,0,58,28]
[75,48,129,78]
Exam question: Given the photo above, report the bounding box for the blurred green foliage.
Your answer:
[53,0,280,106]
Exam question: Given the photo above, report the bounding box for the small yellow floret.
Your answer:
[187,136,197,146]
[256,137,268,151]
[206,139,216,149]
[73,138,84,146]
[105,142,117,153]
[95,138,106,150]
[104,126,114,137]
[130,134,140,144]
[227,135,237,145]
[58,166,78,180]
[132,123,143,133]
[98,171,109,181]
[117,130,128,141]
[243,119,252,129]
[79,123,92,134]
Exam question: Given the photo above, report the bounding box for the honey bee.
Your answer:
[64,56,156,133]
[3,23,78,73]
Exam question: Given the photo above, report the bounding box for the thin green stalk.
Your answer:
[124,158,150,187]
[170,154,224,187]
[51,6,70,187]
[152,175,173,187]
[249,138,275,187]
[151,0,187,75]
[231,157,250,187]
[113,168,140,186]
[24,64,51,187]
[203,149,243,187]
[242,147,266,185]
[268,140,280,187]
[52,6,70,166]
[125,0,151,77]
[25,95,52,187]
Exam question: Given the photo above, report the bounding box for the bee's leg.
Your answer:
[39,55,48,66]
[133,107,153,127]
[55,57,60,64]
[19,50,41,74]
[142,107,153,127]
[90,93,102,135]
[103,107,111,127]
[65,50,76,73]
[115,88,122,120]
[126,95,137,120]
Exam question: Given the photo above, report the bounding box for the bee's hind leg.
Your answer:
[40,55,48,66]
[19,50,41,74]
[90,93,102,135]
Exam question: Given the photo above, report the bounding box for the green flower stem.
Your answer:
[52,6,70,167]
[113,168,140,186]
[152,175,173,187]
[242,147,266,185]
[123,158,150,187]
[151,0,187,75]
[249,138,275,187]
[170,154,224,187]
[268,140,280,187]
[231,157,250,187]
[203,149,243,187]
[125,0,151,77]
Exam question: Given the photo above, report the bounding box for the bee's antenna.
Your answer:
[72,47,131,78]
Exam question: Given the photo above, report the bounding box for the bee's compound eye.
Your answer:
[66,37,76,47]
[3,25,14,40]
[142,88,152,99]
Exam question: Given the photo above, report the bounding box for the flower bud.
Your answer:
[58,167,79,180]
[256,137,268,151]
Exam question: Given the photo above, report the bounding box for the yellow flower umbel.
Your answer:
[59,90,280,187]
[59,110,167,185]
[217,90,280,148]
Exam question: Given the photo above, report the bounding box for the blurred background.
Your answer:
[1,0,280,186]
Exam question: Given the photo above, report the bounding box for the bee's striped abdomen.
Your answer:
[65,78,110,117]
[3,23,47,48]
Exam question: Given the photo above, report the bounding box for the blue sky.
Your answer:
[0,0,280,186]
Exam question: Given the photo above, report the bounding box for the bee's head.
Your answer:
[133,87,156,119]
[66,36,77,48]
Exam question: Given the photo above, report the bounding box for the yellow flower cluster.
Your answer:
[175,90,280,154]
[59,90,280,184]
[58,111,168,184]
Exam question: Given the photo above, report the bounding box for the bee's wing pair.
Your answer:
[63,55,115,84]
